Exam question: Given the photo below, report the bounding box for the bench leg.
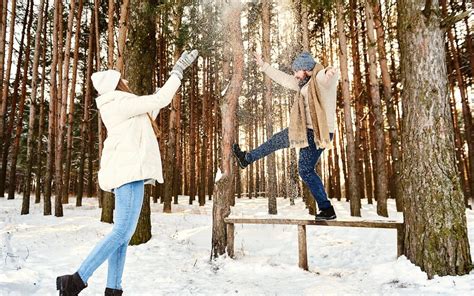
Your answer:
[298,225,308,271]
[227,223,235,258]
[397,224,405,257]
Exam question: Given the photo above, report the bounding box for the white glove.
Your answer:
[170,49,199,79]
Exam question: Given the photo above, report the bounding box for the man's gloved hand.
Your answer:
[322,67,338,87]
[170,49,199,79]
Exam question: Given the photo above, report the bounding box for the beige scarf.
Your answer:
[288,64,332,149]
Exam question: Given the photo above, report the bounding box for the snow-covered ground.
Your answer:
[1,195,473,295]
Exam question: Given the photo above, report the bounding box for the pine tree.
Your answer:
[398,0,472,278]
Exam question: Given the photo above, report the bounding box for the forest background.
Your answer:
[0,0,473,281]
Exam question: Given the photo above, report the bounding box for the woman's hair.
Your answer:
[115,79,133,93]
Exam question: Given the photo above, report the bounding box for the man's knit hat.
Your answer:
[91,70,121,95]
[292,52,316,72]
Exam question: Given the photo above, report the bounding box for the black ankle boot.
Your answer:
[232,143,250,169]
[105,288,123,296]
[315,206,336,220]
[56,272,87,296]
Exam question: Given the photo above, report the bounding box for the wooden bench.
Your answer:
[224,218,405,271]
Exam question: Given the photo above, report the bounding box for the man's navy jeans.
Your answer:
[245,128,332,210]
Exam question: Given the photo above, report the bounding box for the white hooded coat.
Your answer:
[95,74,181,192]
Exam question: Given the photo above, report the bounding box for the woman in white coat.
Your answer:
[56,50,198,296]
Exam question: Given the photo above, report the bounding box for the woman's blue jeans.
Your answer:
[245,128,332,210]
[77,180,144,290]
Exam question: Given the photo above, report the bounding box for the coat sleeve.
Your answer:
[116,74,181,120]
[260,62,300,91]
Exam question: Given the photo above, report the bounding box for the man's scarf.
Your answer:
[288,64,332,149]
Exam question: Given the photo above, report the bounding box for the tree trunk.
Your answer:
[206,60,216,201]
[130,186,151,245]
[398,0,472,278]
[301,3,309,51]
[54,0,65,216]
[44,0,61,215]
[199,57,209,206]
[8,0,33,201]
[336,0,360,216]
[125,0,158,245]
[262,0,277,214]
[0,0,16,197]
[2,0,30,200]
[292,0,303,53]
[163,1,184,213]
[100,0,114,223]
[212,0,243,258]
[0,0,7,116]
[59,0,78,205]
[365,1,388,216]
[372,0,402,211]
[116,0,130,72]
[77,7,95,207]
[107,0,115,68]
[64,0,84,205]
[189,64,197,205]
[349,0,366,203]
[36,7,49,204]
[22,0,48,214]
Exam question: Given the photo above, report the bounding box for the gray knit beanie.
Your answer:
[291,51,316,72]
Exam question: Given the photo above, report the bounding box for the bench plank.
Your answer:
[225,218,402,229]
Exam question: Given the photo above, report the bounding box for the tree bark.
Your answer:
[199,57,209,206]
[116,0,130,72]
[336,0,360,216]
[262,0,277,214]
[130,185,151,245]
[212,0,243,258]
[100,0,115,223]
[301,3,309,51]
[0,0,7,112]
[163,0,184,213]
[107,0,115,68]
[372,0,402,211]
[8,0,34,202]
[22,0,48,214]
[0,0,16,197]
[125,0,158,244]
[398,0,472,278]
[36,5,49,204]
[54,0,65,216]
[58,0,78,205]
[365,1,388,216]
[189,64,197,205]
[77,7,95,207]
[44,0,62,215]
[64,0,84,205]
[349,0,366,203]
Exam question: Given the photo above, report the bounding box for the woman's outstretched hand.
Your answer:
[171,49,199,79]
[253,52,264,67]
